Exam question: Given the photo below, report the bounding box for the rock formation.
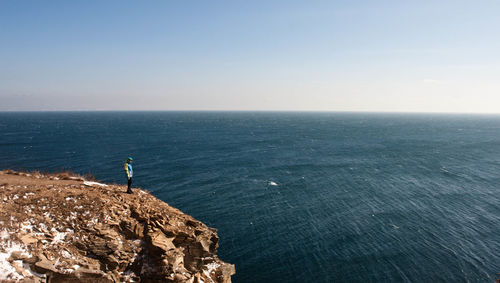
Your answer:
[0,170,235,282]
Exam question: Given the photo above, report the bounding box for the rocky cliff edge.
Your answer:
[0,170,235,282]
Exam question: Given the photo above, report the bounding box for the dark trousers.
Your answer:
[127,177,132,191]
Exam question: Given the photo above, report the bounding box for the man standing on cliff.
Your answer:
[124,157,133,194]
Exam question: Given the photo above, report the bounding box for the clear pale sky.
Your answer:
[1,0,499,112]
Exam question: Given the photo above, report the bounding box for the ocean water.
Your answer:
[2,111,500,282]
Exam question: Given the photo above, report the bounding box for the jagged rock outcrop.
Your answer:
[0,170,235,282]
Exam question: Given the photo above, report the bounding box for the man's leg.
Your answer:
[127,177,133,193]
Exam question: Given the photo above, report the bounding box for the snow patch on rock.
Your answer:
[83,181,108,187]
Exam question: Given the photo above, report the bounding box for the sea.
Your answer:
[1,111,500,282]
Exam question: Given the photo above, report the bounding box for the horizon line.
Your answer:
[1,109,500,115]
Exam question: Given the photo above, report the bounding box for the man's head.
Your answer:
[127,157,133,163]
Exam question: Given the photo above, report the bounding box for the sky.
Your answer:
[1,0,499,112]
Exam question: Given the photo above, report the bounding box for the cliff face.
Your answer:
[0,170,235,283]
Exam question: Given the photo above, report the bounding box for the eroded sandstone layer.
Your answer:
[0,170,235,282]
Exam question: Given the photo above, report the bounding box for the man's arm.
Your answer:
[124,163,130,178]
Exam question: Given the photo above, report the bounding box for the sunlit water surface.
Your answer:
[2,112,500,282]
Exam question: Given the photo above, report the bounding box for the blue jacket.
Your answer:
[124,162,133,178]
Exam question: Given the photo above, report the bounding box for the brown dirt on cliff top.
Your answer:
[0,171,83,187]
[0,170,235,283]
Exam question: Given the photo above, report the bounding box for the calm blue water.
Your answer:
[2,111,500,282]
